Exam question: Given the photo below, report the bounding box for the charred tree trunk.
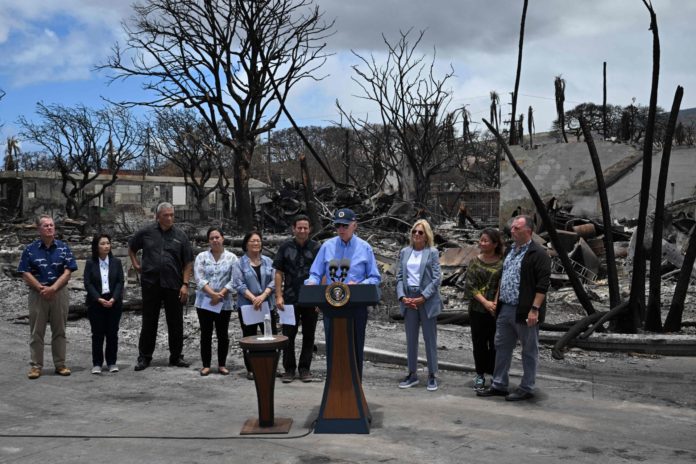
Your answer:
[414,170,430,210]
[578,301,630,339]
[554,76,568,143]
[233,147,254,230]
[618,0,660,333]
[579,117,621,308]
[220,188,232,220]
[218,174,232,220]
[552,311,606,360]
[527,106,534,148]
[299,153,321,233]
[602,61,608,139]
[645,85,683,332]
[509,0,529,146]
[664,225,696,332]
[484,118,596,316]
[195,195,209,221]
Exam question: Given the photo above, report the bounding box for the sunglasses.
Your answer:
[335,223,350,229]
[411,230,425,236]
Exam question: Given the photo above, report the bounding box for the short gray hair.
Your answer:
[516,214,535,231]
[156,202,174,215]
[36,214,53,227]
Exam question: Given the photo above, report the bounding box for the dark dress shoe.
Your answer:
[505,389,534,402]
[134,359,149,371]
[169,357,190,368]
[476,386,509,397]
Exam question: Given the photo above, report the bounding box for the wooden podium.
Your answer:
[298,284,380,434]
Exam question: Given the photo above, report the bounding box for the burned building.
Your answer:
[500,139,696,221]
[0,170,270,222]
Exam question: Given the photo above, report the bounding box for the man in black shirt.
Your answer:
[129,202,194,371]
[274,215,320,383]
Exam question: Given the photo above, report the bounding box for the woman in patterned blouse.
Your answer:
[193,227,238,376]
[464,228,504,390]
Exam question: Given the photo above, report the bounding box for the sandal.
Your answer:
[200,367,211,376]
[218,366,230,376]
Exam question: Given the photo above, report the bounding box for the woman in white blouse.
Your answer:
[395,220,443,391]
[193,227,238,376]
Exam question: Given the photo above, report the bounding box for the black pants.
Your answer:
[237,308,278,372]
[470,309,496,376]
[196,308,231,368]
[88,293,122,367]
[138,284,184,363]
[281,305,318,374]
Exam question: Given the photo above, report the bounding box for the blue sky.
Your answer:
[1,0,695,159]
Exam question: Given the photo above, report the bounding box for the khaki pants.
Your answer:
[28,287,69,369]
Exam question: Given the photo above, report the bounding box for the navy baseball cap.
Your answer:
[333,208,356,225]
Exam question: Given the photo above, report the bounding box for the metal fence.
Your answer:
[435,190,500,224]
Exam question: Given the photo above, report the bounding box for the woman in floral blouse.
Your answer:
[193,227,238,376]
[464,228,504,390]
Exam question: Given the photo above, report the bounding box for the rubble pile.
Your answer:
[1,194,695,367]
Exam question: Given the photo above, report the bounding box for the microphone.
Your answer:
[328,259,339,282]
[338,258,351,282]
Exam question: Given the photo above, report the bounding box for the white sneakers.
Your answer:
[92,365,118,374]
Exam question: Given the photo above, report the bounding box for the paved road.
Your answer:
[1,316,695,464]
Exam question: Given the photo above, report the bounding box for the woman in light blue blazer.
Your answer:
[232,230,277,379]
[396,219,443,392]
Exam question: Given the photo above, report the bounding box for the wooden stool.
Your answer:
[239,335,292,434]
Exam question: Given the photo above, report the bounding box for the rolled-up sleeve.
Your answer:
[232,261,248,295]
[361,246,381,285]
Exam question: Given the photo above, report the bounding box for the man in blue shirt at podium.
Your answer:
[305,208,381,379]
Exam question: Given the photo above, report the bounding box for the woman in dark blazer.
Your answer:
[396,219,443,392]
[84,233,125,374]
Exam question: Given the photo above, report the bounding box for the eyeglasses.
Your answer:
[412,230,425,236]
[335,223,350,229]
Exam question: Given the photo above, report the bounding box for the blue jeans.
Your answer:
[491,303,539,393]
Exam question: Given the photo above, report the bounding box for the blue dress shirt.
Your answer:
[305,235,381,286]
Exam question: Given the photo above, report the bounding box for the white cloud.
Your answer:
[0,0,130,86]
[0,0,693,135]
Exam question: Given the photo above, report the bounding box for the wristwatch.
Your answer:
[531,305,540,311]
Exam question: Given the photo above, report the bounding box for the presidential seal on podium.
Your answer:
[325,281,351,307]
